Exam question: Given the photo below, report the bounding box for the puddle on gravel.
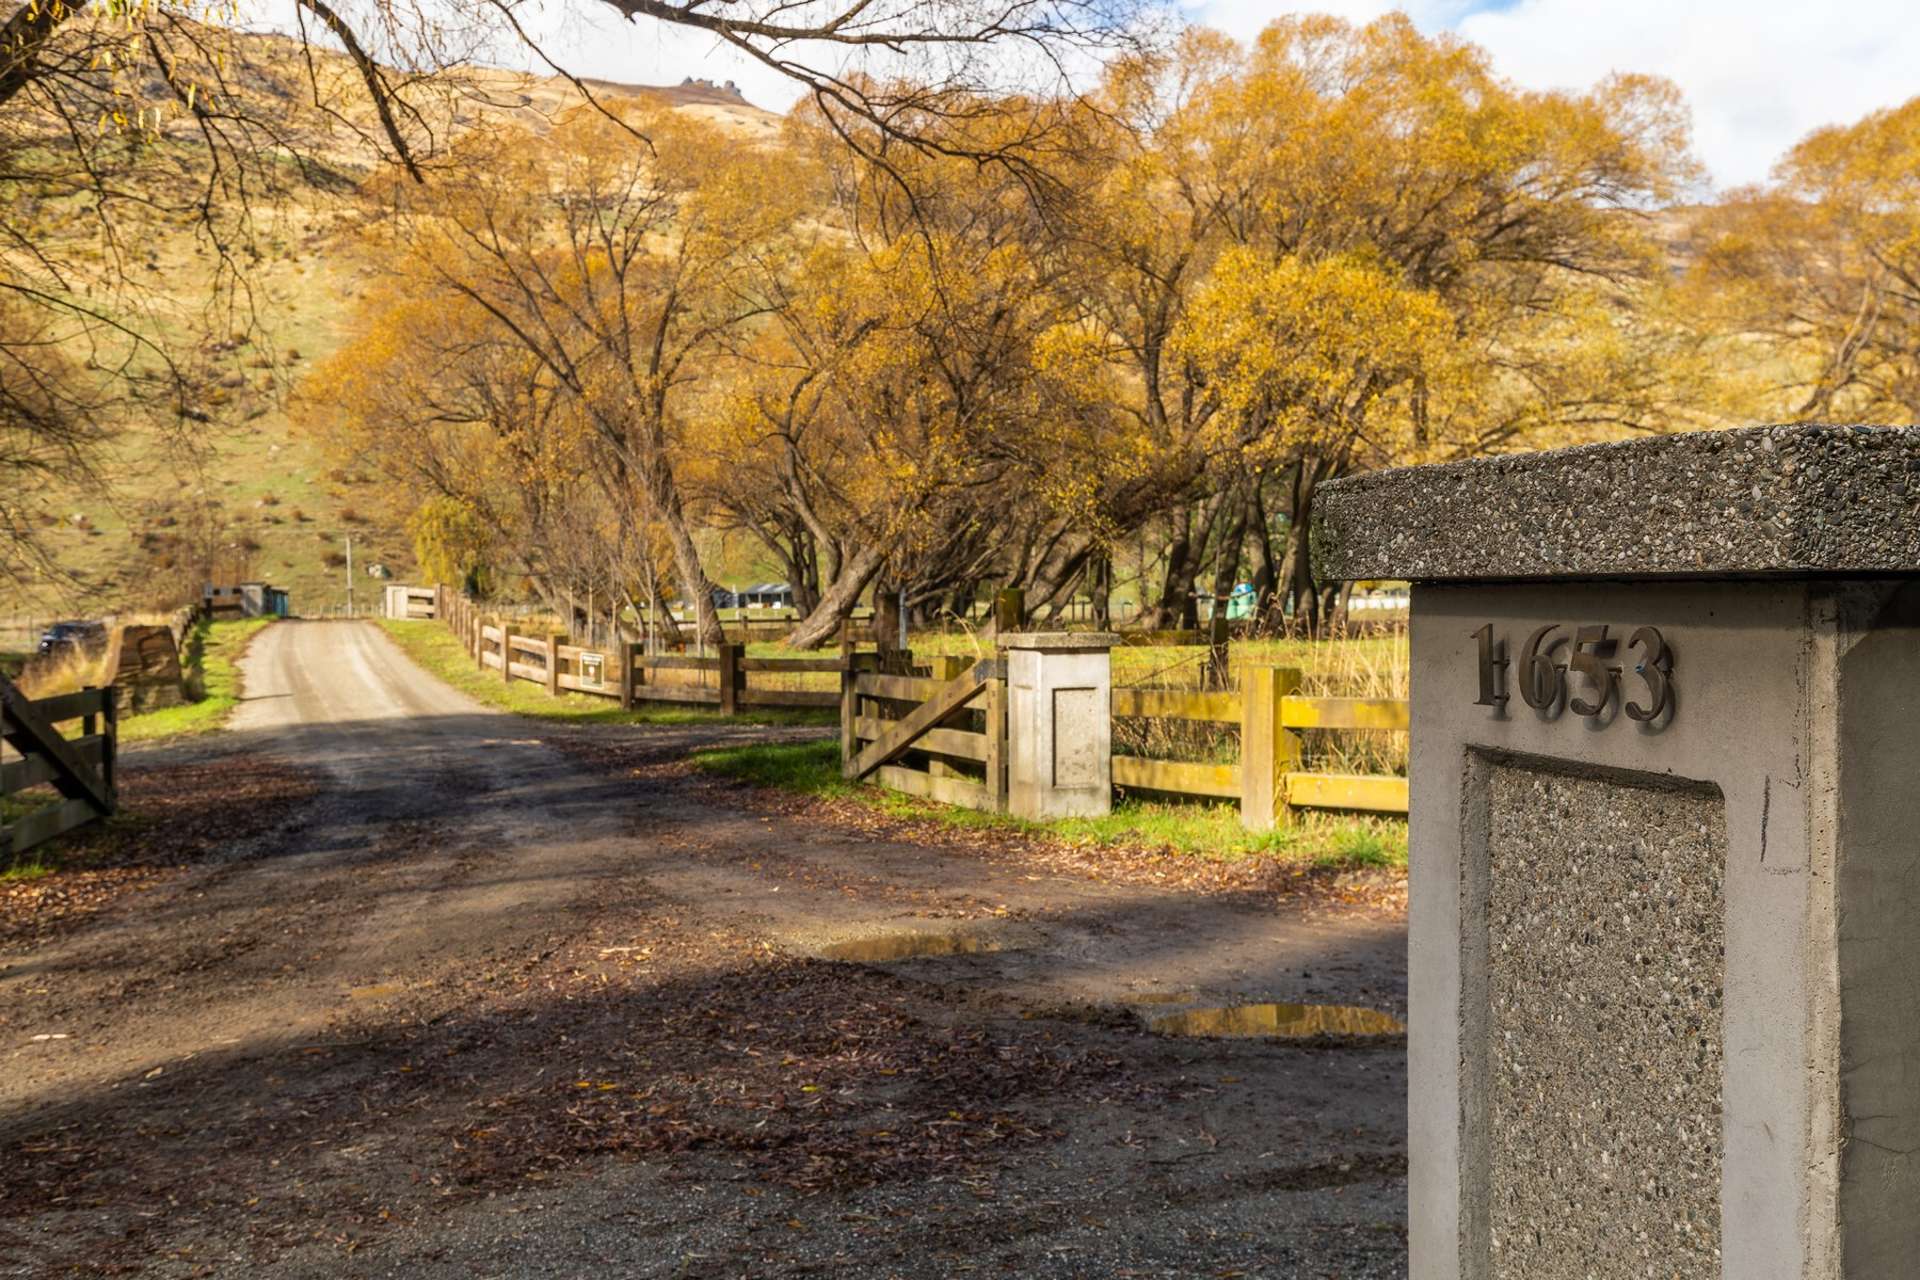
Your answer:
[1143,1002,1404,1039]
[818,930,1009,963]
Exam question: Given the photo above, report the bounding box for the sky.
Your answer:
[268,1,1920,193]
[1193,0,1920,191]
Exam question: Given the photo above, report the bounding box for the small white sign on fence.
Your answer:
[578,652,604,688]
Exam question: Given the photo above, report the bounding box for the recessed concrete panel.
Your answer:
[1475,763,1724,1279]
[1051,687,1101,787]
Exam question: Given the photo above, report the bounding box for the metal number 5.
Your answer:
[1567,624,1616,717]
[1624,626,1672,722]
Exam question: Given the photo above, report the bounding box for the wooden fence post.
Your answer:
[619,641,637,710]
[101,688,118,811]
[985,661,1007,812]
[718,642,741,716]
[1240,665,1302,830]
[500,621,515,685]
[1207,596,1231,689]
[546,632,566,696]
[840,649,861,767]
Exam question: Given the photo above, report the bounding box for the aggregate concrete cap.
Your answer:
[1313,424,1920,582]
[999,631,1121,650]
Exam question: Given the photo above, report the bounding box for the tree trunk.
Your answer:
[1089,550,1112,631]
[872,571,906,671]
[643,464,724,647]
[1283,461,1325,635]
[1021,530,1093,623]
[1205,485,1247,688]
[1247,480,1280,633]
[1139,500,1209,631]
[783,543,885,649]
[1172,491,1228,629]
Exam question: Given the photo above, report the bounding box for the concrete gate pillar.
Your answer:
[1003,632,1117,820]
[1314,425,1920,1280]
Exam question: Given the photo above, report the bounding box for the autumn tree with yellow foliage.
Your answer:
[1041,15,1705,629]
[1690,97,1920,422]
[317,13,1729,645]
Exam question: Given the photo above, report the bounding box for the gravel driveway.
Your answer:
[0,620,1408,1277]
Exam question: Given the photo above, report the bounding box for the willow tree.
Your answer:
[1079,14,1704,628]
[1689,97,1920,422]
[352,103,804,643]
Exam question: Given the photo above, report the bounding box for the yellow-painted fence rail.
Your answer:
[1112,665,1408,828]
[844,652,1407,828]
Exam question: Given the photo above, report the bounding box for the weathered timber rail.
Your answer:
[438,590,852,714]
[1,676,118,857]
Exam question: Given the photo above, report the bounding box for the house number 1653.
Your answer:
[1471,623,1673,723]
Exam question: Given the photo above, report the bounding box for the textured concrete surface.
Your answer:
[1833,580,1920,1273]
[1315,424,1920,581]
[1411,582,1815,1280]
[1482,765,1723,1280]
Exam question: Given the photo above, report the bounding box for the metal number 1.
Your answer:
[1472,623,1508,707]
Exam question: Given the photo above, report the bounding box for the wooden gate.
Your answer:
[841,655,1007,813]
[1,676,118,856]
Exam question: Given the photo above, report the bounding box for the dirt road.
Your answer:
[1,620,1408,1278]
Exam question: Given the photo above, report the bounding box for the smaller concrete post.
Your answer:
[546,632,566,697]
[1003,632,1117,820]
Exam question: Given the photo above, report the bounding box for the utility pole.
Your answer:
[345,533,354,620]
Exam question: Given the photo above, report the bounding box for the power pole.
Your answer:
[345,533,355,620]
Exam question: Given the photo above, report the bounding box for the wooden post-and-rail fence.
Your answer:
[427,589,1406,825]
[436,590,857,713]
[0,676,118,857]
[843,656,1408,828]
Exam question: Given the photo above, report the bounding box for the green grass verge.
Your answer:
[118,617,276,742]
[690,739,1407,871]
[375,619,834,728]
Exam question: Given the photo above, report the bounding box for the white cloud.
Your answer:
[251,0,1920,189]
[1192,1,1920,190]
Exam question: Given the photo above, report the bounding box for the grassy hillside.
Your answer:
[15,31,780,619]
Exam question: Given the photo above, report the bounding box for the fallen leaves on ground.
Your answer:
[0,756,318,952]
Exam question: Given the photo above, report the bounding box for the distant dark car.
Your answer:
[36,619,108,658]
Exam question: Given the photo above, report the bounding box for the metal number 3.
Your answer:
[1623,626,1672,722]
